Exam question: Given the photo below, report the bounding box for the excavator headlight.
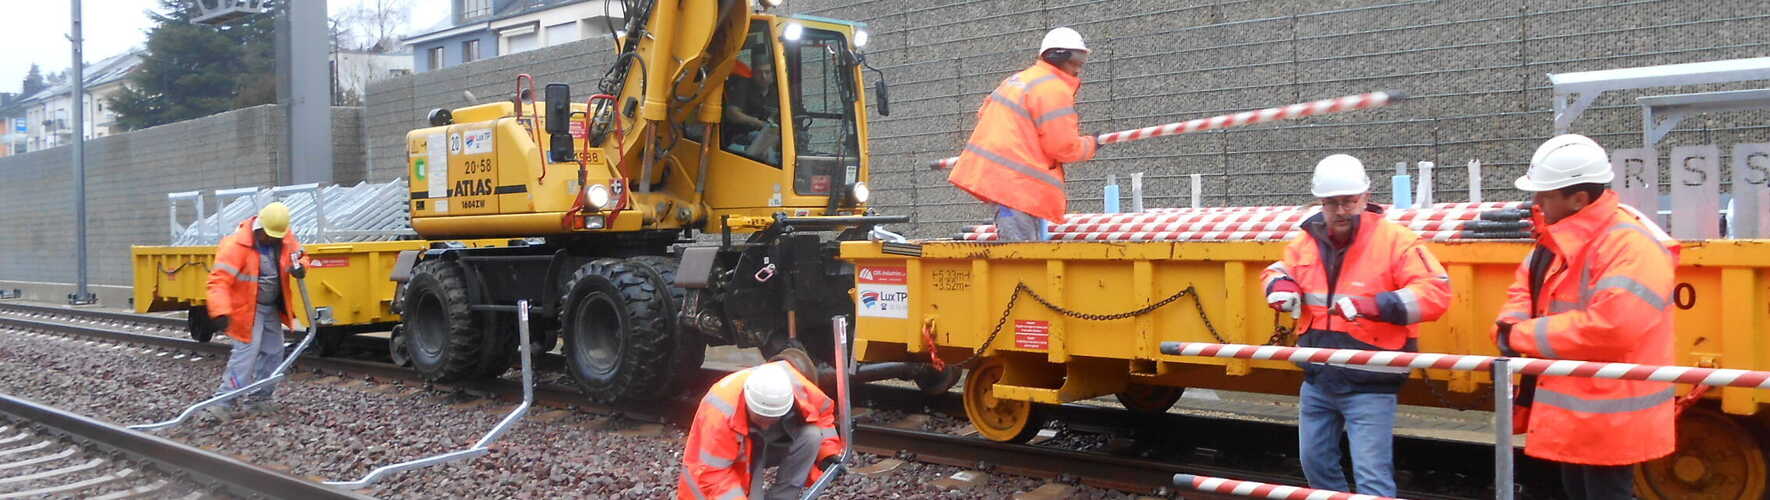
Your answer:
[853,30,869,48]
[586,184,613,210]
[783,23,804,42]
[850,182,870,204]
[760,0,782,8]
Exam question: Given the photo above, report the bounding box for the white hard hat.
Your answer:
[1039,27,1089,54]
[1311,154,1371,198]
[1515,134,1614,192]
[743,363,795,418]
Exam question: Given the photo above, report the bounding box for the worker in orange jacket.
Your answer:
[679,361,842,500]
[947,27,1099,241]
[1259,154,1453,496]
[1493,134,1678,499]
[203,202,308,420]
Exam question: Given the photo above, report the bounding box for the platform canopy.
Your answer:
[1547,56,1770,133]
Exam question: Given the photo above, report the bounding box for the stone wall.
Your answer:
[0,105,366,286]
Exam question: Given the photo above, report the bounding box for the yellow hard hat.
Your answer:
[256,202,291,238]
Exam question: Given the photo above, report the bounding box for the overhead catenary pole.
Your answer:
[69,0,95,305]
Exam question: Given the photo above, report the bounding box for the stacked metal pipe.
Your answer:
[957,202,1533,242]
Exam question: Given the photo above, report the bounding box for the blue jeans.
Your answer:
[1298,380,1397,496]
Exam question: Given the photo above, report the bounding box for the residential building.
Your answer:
[334,49,415,105]
[0,50,142,157]
[404,0,622,73]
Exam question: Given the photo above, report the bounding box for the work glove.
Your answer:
[288,252,307,279]
[1265,279,1301,316]
[1093,137,1109,151]
[1331,295,1380,322]
[1494,319,1520,357]
[211,315,230,332]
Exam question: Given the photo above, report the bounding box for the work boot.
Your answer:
[242,400,278,414]
[196,404,235,424]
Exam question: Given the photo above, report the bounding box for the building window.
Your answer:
[505,31,538,54]
[460,0,491,20]
[462,40,480,63]
[546,22,578,46]
[428,47,444,69]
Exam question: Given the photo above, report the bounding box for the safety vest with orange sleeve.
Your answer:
[1494,190,1679,466]
[204,216,307,343]
[1260,204,1454,393]
[678,361,842,500]
[947,60,1097,222]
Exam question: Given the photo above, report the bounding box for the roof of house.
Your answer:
[403,0,596,42]
[0,49,143,115]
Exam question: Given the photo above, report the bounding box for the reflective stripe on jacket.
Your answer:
[204,216,306,343]
[678,361,842,500]
[1494,190,1679,465]
[1260,204,1453,393]
[947,60,1097,222]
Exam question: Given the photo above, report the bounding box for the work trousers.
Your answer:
[215,303,285,405]
[1559,462,1635,500]
[748,419,822,500]
[1298,380,1398,496]
[992,204,1048,242]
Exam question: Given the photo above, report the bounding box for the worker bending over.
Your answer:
[1493,134,1677,499]
[202,202,308,420]
[679,361,842,500]
[947,27,1100,241]
[1260,154,1453,496]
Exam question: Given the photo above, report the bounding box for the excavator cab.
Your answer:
[698,16,872,218]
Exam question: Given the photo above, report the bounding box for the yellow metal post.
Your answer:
[1446,263,1479,392]
[1133,260,1154,359]
[1721,267,1759,415]
[1046,260,1070,364]
[1224,261,1250,376]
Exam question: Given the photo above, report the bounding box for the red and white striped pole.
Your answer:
[1158,342,1770,389]
[1173,474,1401,500]
[929,90,1406,170]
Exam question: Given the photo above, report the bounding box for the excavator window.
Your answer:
[784,26,862,196]
[720,22,784,167]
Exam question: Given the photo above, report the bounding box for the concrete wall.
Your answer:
[0,104,367,288]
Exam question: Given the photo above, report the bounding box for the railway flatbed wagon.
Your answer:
[840,238,1770,498]
[131,240,429,344]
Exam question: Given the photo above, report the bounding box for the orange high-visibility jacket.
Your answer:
[205,216,307,343]
[678,361,842,500]
[1261,205,1454,351]
[947,60,1097,222]
[1495,190,1679,466]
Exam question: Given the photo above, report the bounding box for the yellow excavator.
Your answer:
[392,0,907,402]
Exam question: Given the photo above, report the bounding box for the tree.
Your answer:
[334,0,414,52]
[108,0,278,131]
[21,64,45,97]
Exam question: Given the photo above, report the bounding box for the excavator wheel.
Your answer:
[1634,407,1768,500]
[626,256,705,394]
[560,259,672,403]
[401,259,484,382]
[1115,384,1185,414]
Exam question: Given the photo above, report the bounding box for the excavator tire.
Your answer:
[626,256,705,395]
[560,259,672,403]
[402,259,484,382]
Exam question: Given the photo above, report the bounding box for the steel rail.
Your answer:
[0,392,371,500]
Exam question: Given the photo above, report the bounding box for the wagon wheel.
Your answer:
[1115,384,1184,414]
[1634,407,1768,500]
[962,357,1041,443]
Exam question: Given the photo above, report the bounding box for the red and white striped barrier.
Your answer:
[1173,474,1401,500]
[1159,342,1770,390]
[958,229,1521,242]
[964,217,1518,236]
[929,90,1405,170]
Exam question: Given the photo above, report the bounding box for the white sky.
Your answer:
[0,0,451,95]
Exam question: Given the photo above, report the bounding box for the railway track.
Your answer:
[0,391,367,500]
[0,301,1512,499]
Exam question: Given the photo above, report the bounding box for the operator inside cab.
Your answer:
[723,29,783,165]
